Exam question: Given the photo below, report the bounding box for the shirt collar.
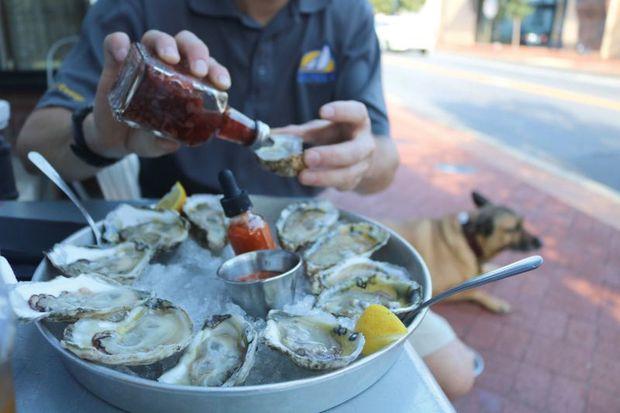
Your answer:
[187,0,331,17]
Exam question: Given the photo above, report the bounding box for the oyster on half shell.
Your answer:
[159,314,257,387]
[303,222,389,275]
[46,242,152,284]
[276,200,339,252]
[315,273,422,319]
[9,273,150,322]
[255,135,305,177]
[313,256,411,294]
[263,309,364,370]
[103,204,189,252]
[182,195,228,250]
[62,298,193,366]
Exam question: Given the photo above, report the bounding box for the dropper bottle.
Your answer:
[219,170,276,255]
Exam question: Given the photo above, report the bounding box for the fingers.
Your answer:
[101,32,130,83]
[304,133,375,169]
[142,30,180,64]
[174,31,230,88]
[273,120,341,145]
[319,101,370,131]
[126,131,181,158]
[299,159,371,191]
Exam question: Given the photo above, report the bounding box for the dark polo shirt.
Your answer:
[37,0,390,197]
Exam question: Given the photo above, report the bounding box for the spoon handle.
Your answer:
[27,151,103,245]
[401,255,543,325]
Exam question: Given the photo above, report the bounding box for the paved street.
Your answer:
[382,52,620,193]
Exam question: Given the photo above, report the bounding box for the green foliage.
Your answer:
[369,0,427,14]
[499,0,534,20]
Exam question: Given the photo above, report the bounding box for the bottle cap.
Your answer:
[0,100,10,130]
[219,169,252,218]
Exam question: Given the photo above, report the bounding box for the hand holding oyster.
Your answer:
[254,135,305,178]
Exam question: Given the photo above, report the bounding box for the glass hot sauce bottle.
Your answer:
[218,169,276,255]
[108,42,270,149]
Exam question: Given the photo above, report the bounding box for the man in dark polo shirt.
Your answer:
[16,0,476,398]
[17,0,398,197]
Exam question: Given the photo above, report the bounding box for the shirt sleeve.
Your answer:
[36,0,145,112]
[335,1,390,137]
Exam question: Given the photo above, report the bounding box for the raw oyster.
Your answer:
[263,309,364,370]
[276,200,339,252]
[303,223,389,275]
[182,195,228,250]
[255,135,305,177]
[315,273,422,319]
[46,242,152,284]
[159,314,257,387]
[314,257,411,293]
[62,298,193,366]
[103,204,189,252]
[9,274,150,322]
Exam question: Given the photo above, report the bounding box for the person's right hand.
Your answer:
[85,30,232,160]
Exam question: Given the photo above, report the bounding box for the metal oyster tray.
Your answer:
[32,196,432,413]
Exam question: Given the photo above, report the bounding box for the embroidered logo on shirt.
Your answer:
[297,45,336,84]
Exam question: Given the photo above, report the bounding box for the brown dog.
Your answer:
[384,192,542,313]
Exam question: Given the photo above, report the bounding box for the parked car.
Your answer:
[374,1,441,53]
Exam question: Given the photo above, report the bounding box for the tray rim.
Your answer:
[32,207,432,395]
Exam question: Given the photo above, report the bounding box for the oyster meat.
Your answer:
[159,314,257,387]
[103,204,189,252]
[263,309,364,370]
[9,273,150,322]
[46,242,152,284]
[314,256,411,293]
[62,298,193,365]
[315,273,422,319]
[303,222,389,275]
[255,135,305,177]
[182,195,228,250]
[276,200,339,252]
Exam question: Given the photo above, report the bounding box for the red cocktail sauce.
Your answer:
[228,212,277,255]
[237,271,280,282]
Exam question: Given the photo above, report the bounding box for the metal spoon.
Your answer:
[400,255,543,325]
[27,151,103,245]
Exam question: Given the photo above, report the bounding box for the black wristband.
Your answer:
[70,105,120,167]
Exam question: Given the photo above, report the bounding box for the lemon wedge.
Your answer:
[355,304,408,356]
[156,182,187,212]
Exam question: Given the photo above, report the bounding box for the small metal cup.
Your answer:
[217,250,302,318]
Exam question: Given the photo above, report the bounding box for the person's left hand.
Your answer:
[272,101,376,191]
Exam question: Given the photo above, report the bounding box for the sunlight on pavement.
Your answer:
[384,55,620,113]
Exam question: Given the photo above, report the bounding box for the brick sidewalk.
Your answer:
[323,103,620,413]
[439,43,620,78]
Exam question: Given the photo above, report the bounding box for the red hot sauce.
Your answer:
[108,42,269,147]
[218,169,276,255]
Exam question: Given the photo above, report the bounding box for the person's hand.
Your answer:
[273,101,376,191]
[86,30,231,159]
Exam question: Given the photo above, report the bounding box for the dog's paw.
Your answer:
[491,299,511,314]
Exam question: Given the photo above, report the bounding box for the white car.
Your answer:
[374,1,441,53]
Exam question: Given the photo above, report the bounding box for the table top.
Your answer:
[4,200,454,413]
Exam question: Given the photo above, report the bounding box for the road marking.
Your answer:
[385,55,620,113]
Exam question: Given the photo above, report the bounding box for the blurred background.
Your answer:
[1,1,619,412]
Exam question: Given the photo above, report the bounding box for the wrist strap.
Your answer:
[70,105,120,167]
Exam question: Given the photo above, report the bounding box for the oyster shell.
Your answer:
[255,135,305,177]
[182,195,228,250]
[62,298,193,366]
[314,257,411,293]
[315,273,422,319]
[276,200,339,252]
[303,222,389,275]
[46,242,152,284]
[159,314,257,387]
[9,274,150,322]
[263,309,364,370]
[103,204,189,252]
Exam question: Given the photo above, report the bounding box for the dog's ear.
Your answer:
[472,191,492,208]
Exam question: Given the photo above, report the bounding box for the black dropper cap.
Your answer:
[219,169,252,218]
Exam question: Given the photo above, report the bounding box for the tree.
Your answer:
[499,0,534,47]
[369,0,427,14]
